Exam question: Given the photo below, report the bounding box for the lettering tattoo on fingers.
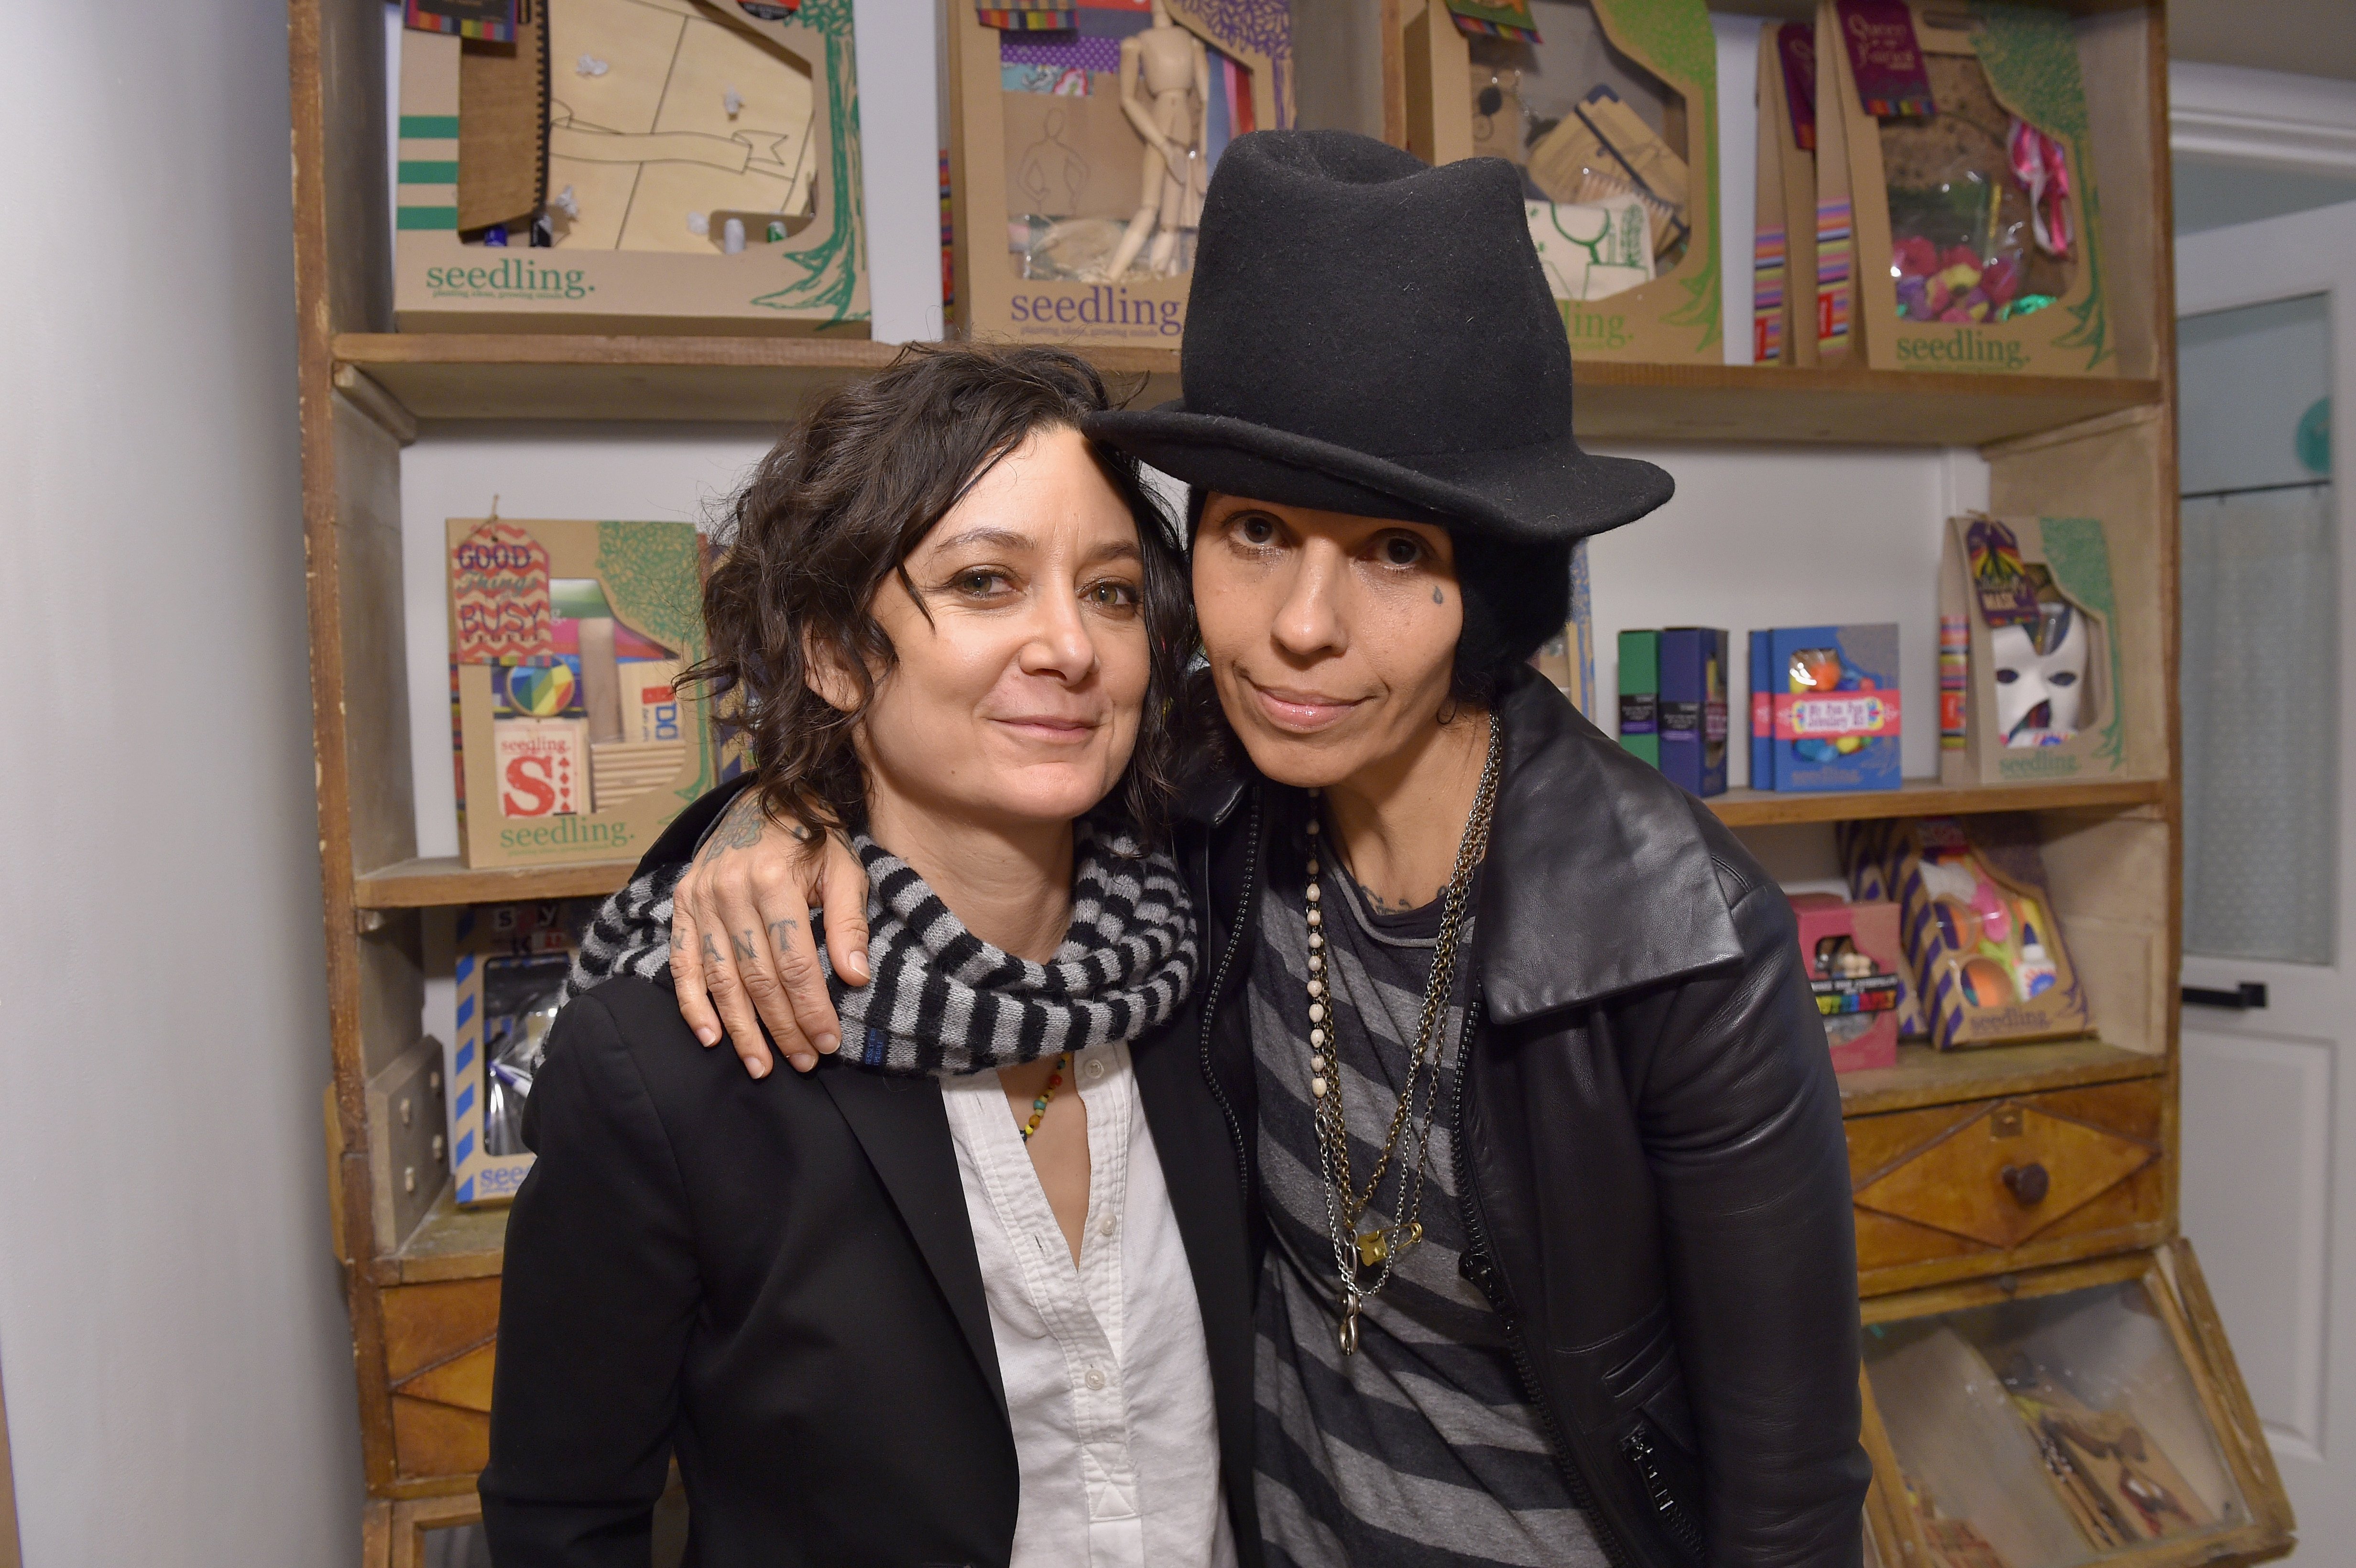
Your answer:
[733,931,758,963]
[702,932,724,969]
[769,918,799,954]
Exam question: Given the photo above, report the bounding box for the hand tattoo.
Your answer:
[769,918,800,954]
[702,932,724,968]
[671,926,688,953]
[733,931,759,963]
[698,794,767,864]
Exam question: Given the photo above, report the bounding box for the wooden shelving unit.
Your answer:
[334,329,2161,444]
[354,855,637,910]
[1705,775,2165,828]
[288,0,2291,1560]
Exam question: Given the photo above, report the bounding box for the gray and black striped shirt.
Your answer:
[1250,827,1606,1568]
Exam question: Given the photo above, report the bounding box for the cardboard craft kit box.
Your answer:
[1808,0,1858,364]
[1752,20,1824,365]
[1841,815,2090,1049]
[395,0,870,333]
[449,900,596,1206]
[1789,893,1903,1073]
[1821,0,2110,375]
[946,0,1292,349]
[1940,512,2136,787]
[1411,0,1721,364]
[446,515,715,868]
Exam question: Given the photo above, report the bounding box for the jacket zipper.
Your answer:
[1621,1425,1706,1561]
[1199,788,1262,1205]
[1451,990,1644,1568]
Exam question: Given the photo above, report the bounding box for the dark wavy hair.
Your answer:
[687,344,1192,842]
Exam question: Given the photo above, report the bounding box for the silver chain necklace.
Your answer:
[1305,714,1503,1355]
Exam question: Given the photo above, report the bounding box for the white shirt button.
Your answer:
[1099,1214,1118,1237]
[1086,1058,1107,1081]
[1085,1366,1107,1390]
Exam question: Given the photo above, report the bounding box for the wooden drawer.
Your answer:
[381,1276,501,1486]
[1847,1077,2167,1295]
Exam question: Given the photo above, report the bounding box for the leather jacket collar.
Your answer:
[1175,664,1745,1023]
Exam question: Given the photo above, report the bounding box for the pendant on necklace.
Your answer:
[1338,1299,1361,1356]
[1355,1220,1422,1268]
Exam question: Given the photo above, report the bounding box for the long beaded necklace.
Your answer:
[1306,714,1503,1355]
[1019,1052,1072,1141]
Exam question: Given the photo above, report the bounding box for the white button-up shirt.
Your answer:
[940,1041,1238,1568]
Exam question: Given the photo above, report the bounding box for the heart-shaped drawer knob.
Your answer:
[2001,1162,2051,1207]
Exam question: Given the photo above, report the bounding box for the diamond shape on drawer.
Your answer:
[1853,1102,2159,1250]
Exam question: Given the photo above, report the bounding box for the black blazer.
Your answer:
[480,793,1261,1567]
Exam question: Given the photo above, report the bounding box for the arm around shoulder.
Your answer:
[480,985,700,1568]
[1638,848,1871,1568]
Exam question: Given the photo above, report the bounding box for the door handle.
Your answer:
[2182,982,2268,1010]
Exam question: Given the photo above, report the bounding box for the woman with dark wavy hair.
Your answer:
[480,345,1254,1568]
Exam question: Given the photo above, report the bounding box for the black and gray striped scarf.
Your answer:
[564,815,1198,1076]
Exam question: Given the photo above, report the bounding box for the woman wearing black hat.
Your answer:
[668,132,1870,1568]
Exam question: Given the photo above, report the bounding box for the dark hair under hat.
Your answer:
[1087,130,1674,675]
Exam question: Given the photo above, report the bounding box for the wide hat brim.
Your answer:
[1087,400,1673,546]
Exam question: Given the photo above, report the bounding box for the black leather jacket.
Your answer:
[1182,665,1871,1568]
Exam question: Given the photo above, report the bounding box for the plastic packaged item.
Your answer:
[1939,512,2136,787]
[1789,893,1903,1071]
[1843,814,2089,1049]
[1763,623,1902,792]
[450,900,597,1205]
[1822,0,2110,375]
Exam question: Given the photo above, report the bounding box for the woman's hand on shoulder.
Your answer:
[669,789,870,1078]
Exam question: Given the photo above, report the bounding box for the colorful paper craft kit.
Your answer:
[1419,0,1719,363]
[948,0,1291,348]
[449,899,596,1206]
[1789,893,1903,1072]
[1940,512,2135,787]
[1841,814,2090,1049]
[446,516,714,869]
[1753,622,1901,792]
[395,0,869,333]
[1821,0,2110,374]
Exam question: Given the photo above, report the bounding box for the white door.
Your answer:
[2176,198,2356,1560]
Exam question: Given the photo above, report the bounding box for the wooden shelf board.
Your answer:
[1572,363,2161,447]
[335,333,2158,443]
[369,1038,2164,1284]
[1839,1036,2166,1119]
[355,855,637,909]
[380,1183,510,1285]
[1707,775,2164,828]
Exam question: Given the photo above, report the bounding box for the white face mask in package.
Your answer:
[1989,598,2087,747]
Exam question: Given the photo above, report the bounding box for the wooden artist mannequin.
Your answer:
[1093,0,1209,281]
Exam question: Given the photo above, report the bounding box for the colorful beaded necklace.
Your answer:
[1020,1052,1073,1141]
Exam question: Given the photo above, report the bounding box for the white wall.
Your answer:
[0,7,363,1566]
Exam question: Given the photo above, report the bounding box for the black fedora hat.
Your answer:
[1084,130,1672,545]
